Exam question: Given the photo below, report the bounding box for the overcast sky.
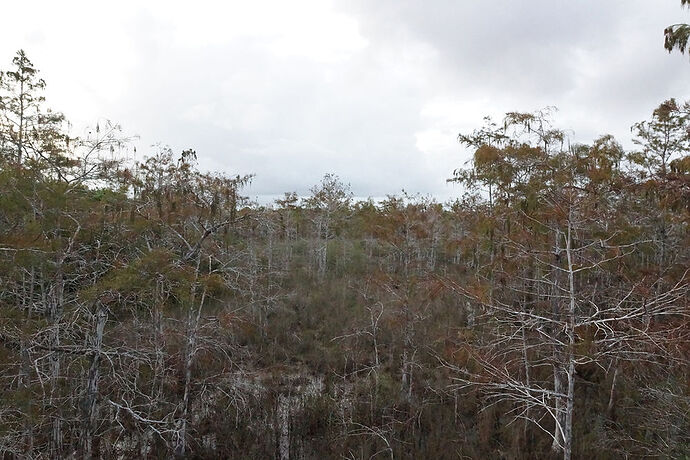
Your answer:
[1,1,688,201]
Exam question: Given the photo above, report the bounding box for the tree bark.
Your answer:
[82,305,107,459]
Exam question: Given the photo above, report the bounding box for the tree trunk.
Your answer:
[563,207,576,460]
[82,305,107,459]
[48,265,64,460]
[174,257,207,457]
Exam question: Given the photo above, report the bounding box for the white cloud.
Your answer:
[1,0,688,200]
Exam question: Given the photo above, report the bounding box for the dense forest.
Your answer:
[0,46,688,460]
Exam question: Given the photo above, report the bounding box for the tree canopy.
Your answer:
[0,50,688,460]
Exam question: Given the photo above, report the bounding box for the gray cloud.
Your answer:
[1,1,688,201]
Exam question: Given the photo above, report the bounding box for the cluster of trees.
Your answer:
[0,49,688,459]
[446,106,690,459]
